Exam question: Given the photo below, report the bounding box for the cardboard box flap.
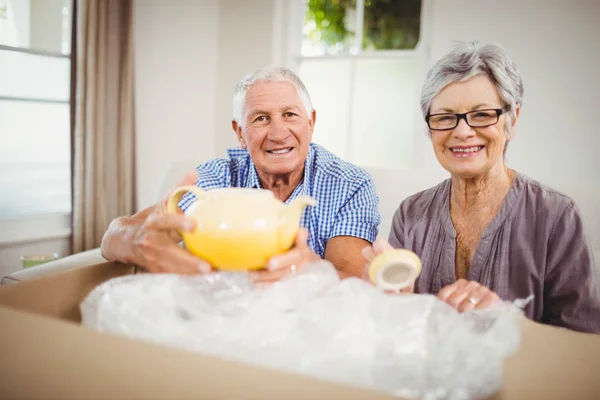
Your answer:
[502,318,600,399]
[0,306,394,399]
[2,261,600,399]
[0,262,136,322]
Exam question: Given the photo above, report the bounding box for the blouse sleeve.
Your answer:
[388,205,405,249]
[543,201,600,333]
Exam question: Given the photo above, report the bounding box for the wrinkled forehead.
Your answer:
[243,81,305,116]
[430,75,502,112]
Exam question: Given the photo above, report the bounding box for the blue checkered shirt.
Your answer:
[178,143,380,258]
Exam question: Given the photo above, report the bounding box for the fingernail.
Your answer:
[197,262,211,274]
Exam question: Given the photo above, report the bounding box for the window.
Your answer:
[297,0,423,169]
[0,0,72,224]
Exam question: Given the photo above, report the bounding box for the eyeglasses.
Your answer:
[425,107,509,131]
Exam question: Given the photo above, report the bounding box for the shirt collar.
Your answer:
[247,162,262,189]
[232,144,315,196]
[299,143,315,196]
[226,147,261,189]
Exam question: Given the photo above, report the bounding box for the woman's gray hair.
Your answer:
[420,41,524,136]
[232,67,314,124]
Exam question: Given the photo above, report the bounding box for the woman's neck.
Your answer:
[450,163,515,214]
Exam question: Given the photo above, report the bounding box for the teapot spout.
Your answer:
[278,195,317,251]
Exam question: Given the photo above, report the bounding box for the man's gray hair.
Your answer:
[232,67,314,124]
[420,41,524,135]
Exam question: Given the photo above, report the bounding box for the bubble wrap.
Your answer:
[81,261,523,399]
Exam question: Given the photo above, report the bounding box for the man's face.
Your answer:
[233,81,315,180]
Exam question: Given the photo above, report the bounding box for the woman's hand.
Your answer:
[437,279,500,312]
[361,240,414,294]
[249,228,321,285]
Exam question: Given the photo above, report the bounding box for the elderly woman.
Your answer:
[364,42,600,333]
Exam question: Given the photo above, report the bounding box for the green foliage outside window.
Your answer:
[305,0,421,51]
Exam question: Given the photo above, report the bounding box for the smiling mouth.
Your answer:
[450,146,484,154]
[266,147,293,155]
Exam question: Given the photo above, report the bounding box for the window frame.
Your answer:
[301,0,426,58]
[278,0,432,168]
[0,43,72,246]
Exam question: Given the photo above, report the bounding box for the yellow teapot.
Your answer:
[166,186,316,271]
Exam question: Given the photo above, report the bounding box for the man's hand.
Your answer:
[102,168,214,275]
[437,279,500,312]
[249,228,320,285]
[129,208,213,275]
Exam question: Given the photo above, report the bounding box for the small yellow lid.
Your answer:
[368,249,422,291]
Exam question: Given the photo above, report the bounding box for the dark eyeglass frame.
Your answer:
[425,107,510,131]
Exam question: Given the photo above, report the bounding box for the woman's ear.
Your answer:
[232,120,247,149]
[508,105,521,140]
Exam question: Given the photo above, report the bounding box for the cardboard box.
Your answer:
[1,262,600,399]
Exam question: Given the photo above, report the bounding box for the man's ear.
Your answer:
[308,109,316,140]
[232,120,247,149]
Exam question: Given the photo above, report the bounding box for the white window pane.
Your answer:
[302,1,422,54]
[0,0,72,54]
[0,100,71,218]
[0,0,29,48]
[0,49,70,100]
[0,100,70,161]
[299,58,352,159]
[303,1,357,56]
[350,57,418,168]
[363,0,421,50]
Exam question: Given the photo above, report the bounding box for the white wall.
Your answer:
[6,0,30,47]
[134,0,600,204]
[0,214,70,277]
[3,0,597,278]
[134,0,219,209]
[0,238,70,277]
[415,0,600,187]
[29,0,63,53]
[214,0,277,156]
[134,0,279,209]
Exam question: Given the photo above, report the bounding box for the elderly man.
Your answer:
[101,67,380,283]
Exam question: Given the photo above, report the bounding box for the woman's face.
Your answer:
[429,75,518,179]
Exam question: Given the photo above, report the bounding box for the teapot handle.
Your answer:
[166,185,206,215]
